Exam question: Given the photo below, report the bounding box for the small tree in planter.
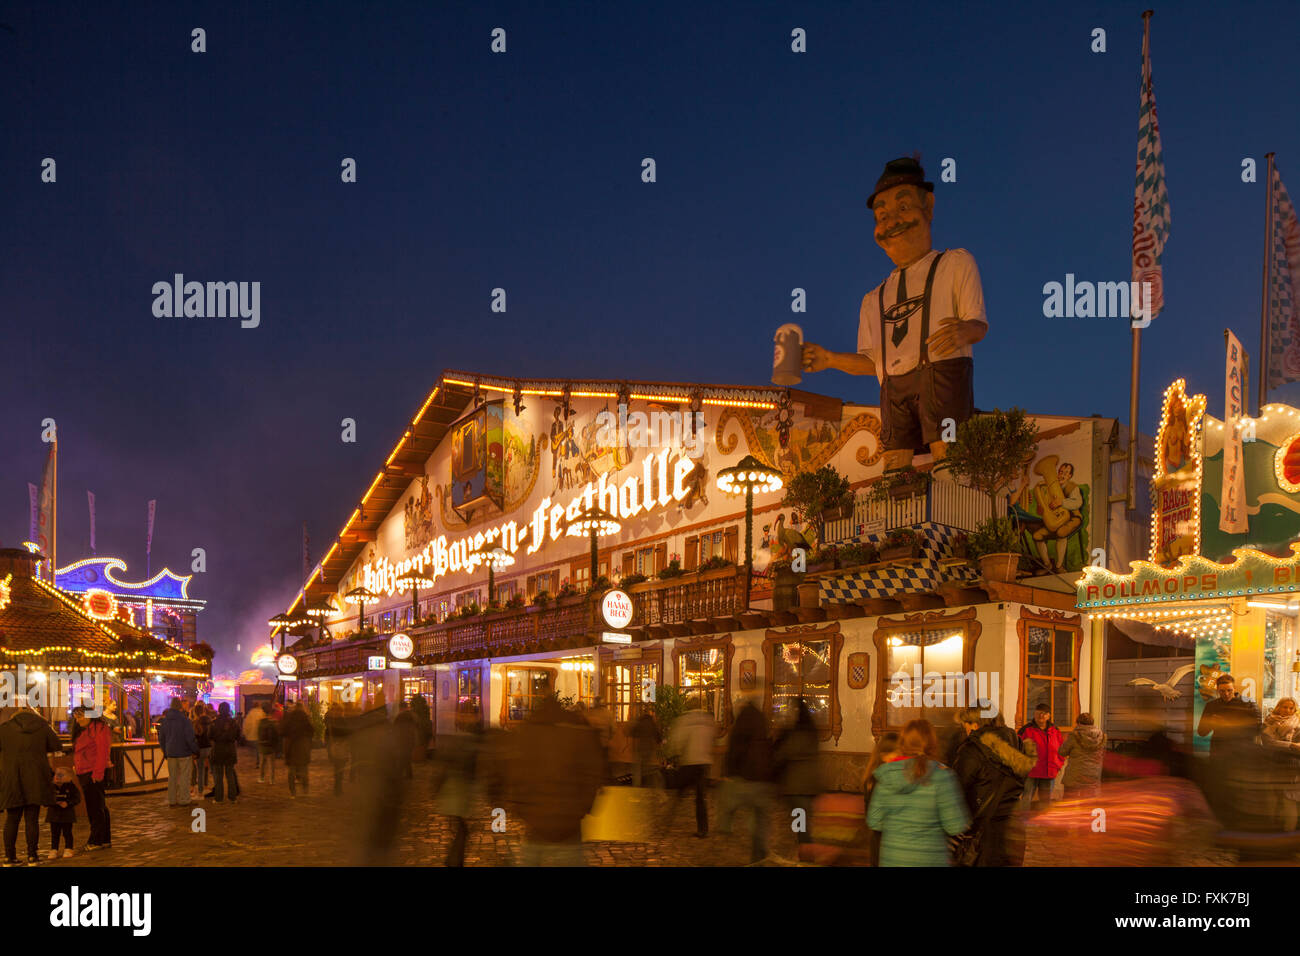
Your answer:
[944,408,1038,582]
[782,465,853,550]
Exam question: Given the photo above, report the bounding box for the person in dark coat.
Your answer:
[393,699,417,780]
[281,702,314,797]
[630,710,662,788]
[209,702,241,802]
[0,709,61,865]
[952,713,1035,866]
[158,697,198,808]
[720,696,776,863]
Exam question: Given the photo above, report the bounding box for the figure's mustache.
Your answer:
[876,218,920,241]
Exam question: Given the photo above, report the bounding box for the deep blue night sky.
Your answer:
[4,0,1298,674]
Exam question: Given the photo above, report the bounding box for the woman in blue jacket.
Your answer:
[867,718,971,866]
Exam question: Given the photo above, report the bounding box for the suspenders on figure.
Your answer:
[878,249,946,374]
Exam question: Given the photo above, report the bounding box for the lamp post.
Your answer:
[304,597,337,645]
[564,505,621,588]
[343,585,378,633]
[470,543,515,606]
[716,454,784,610]
[267,613,297,653]
[395,573,435,626]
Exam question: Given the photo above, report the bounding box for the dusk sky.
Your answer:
[4,0,1298,674]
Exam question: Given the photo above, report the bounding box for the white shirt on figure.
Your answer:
[857,248,987,383]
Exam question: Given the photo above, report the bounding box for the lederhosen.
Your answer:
[877,250,973,452]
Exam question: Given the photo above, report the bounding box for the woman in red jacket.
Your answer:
[1018,705,1064,811]
[71,707,112,851]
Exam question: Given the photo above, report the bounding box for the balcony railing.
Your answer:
[293,566,748,677]
[823,480,1006,543]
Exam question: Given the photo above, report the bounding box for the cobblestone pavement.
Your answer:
[42,749,1238,867]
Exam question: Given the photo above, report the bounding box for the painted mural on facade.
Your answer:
[1006,426,1093,573]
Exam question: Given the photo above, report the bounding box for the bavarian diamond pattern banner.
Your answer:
[1132,16,1171,323]
[1267,166,1300,389]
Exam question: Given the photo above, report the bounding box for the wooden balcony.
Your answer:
[292,566,748,678]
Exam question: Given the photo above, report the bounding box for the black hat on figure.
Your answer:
[867,157,934,209]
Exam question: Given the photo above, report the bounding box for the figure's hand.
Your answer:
[926,318,983,356]
[802,342,831,372]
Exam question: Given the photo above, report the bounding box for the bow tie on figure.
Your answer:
[800,156,987,470]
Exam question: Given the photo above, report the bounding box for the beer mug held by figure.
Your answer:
[772,323,803,386]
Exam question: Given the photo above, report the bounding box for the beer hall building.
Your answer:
[276,371,1140,787]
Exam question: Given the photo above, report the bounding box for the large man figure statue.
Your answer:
[802,157,987,470]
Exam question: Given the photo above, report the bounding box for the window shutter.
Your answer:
[655,543,668,573]
[685,536,699,571]
[622,552,635,576]
[724,527,738,563]
[526,574,536,598]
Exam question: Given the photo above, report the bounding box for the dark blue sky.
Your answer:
[4,0,1298,674]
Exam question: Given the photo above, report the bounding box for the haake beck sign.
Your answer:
[601,589,633,629]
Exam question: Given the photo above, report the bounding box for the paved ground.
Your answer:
[32,748,1238,867]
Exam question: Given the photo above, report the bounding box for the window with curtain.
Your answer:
[882,624,967,728]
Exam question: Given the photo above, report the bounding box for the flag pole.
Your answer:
[1259,151,1277,415]
[1127,8,1155,514]
[51,439,57,583]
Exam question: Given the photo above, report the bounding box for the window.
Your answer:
[526,570,559,599]
[602,662,659,723]
[505,667,554,722]
[770,638,833,729]
[576,667,596,708]
[1023,626,1078,728]
[634,547,656,576]
[496,580,518,604]
[379,610,393,632]
[455,590,482,611]
[572,562,590,590]
[678,647,728,724]
[432,597,451,623]
[882,624,967,728]
[456,667,481,731]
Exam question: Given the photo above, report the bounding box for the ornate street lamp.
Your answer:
[564,505,621,587]
[394,572,435,625]
[304,597,337,644]
[267,612,298,653]
[716,454,784,609]
[469,542,515,606]
[343,585,378,633]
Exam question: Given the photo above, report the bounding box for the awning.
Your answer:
[1108,617,1194,651]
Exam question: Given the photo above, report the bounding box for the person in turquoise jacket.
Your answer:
[867,718,971,866]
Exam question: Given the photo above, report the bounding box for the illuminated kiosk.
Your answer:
[1077,380,1300,750]
[0,548,211,790]
[276,371,1137,787]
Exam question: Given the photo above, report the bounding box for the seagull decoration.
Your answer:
[1127,663,1196,702]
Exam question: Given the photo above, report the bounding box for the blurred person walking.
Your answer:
[666,699,716,837]
[630,708,662,788]
[243,704,266,769]
[862,732,900,866]
[952,713,1034,866]
[393,699,417,780]
[719,696,775,863]
[1018,705,1064,810]
[159,697,198,809]
[434,724,483,866]
[0,707,61,866]
[1059,713,1106,800]
[1196,674,1261,822]
[192,702,213,799]
[281,701,314,797]
[506,695,606,866]
[1261,697,1300,830]
[325,703,350,796]
[867,718,970,867]
[209,702,241,803]
[70,706,112,850]
[774,698,821,848]
[257,702,281,784]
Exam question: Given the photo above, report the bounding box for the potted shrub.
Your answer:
[838,540,880,568]
[657,559,684,580]
[868,466,931,503]
[531,589,552,609]
[698,555,732,572]
[880,528,922,561]
[504,593,526,611]
[807,545,839,572]
[619,572,649,587]
[590,574,612,592]
[950,533,971,560]
[969,516,1023,583]
[783,465,853,550]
